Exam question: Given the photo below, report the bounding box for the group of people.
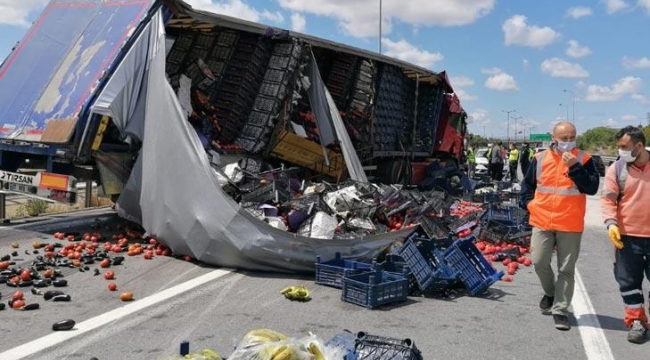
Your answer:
[517,121,650,345]
[466,141,535,182]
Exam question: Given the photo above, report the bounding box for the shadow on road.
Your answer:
[575,313,627,332]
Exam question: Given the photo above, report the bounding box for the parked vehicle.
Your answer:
[0,0,467,198]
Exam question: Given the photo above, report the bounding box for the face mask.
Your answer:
[556,141,576,152]
[618,147,639,163]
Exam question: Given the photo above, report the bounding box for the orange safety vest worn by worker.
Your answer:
[527,149,591,232]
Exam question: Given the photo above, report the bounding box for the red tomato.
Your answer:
[104,271,115,280]
[100,259,110,268]
[108,283,117,291]
[12,291,24,301]
[20,270,31,282]
[12,299,25,309]
[503,276,513,282]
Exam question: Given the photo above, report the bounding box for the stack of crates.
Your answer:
[235,41,303,154]
[213,33,272,145]
[325,53,360,110]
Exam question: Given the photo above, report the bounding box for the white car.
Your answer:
[474,148,508,176]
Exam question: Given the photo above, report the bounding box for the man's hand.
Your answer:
[608,225,624,249]
[562,151,578,167]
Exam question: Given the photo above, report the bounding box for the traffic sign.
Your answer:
[529,133,552,141]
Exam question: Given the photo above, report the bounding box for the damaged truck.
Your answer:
[0,0,469,271]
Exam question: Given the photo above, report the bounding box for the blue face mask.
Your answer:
[557,141,576,152]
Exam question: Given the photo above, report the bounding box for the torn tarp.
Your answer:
[114,10,406,272]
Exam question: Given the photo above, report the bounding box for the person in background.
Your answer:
[520,142,534,177]
[467,145,476,178]
[520,121,600,331]
[488,140,504,181]
[508,143,519,182]
[600,125,650,344]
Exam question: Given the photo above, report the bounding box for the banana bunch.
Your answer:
[280,286,311,302]
[243,328,289,346]
[182,348,222,360]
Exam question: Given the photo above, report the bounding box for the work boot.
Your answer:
[539,295,554,314]
[553,314,570,331]
[627,320,648,344]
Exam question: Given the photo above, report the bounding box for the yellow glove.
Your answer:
[608,225,623,249]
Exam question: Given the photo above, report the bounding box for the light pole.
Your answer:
[559,103,569,121]
[502,109,516,143]
[563,89,576,124]
[483,125,486,139]
[512,116,523,142]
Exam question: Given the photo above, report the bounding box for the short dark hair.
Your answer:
[615,125,646,145]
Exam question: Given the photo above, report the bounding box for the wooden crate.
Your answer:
[269,130,345,179]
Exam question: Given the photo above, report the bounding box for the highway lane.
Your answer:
[0,199,646,360]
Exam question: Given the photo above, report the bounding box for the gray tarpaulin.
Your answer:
[89,10,154,144]
[113,10,404,272]
[305,51,367,182]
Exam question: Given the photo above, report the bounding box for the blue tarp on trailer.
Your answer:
[0,0,155,143]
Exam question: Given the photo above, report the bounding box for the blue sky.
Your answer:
[1,0,649,138]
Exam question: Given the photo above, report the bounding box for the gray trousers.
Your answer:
[530,228,583,315]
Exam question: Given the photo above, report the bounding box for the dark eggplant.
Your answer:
[52,319,75,331]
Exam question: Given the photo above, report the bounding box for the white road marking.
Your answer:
[0,268,233,360]
[573,268,615,360]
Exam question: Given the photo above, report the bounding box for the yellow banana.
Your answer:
[244,328,288,343]
[280,286,294,295]
[308,343,325,360]
[200,348,222,360]
[271,346,294,360]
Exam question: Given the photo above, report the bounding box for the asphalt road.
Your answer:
[0,192,647,360]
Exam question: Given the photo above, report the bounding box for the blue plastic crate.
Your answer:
[341,268,409,309]
[443,238,504,296]
[397,238,459,292]
[315,253,372,289]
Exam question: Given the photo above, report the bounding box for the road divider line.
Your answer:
[573,268,615,360]
[0,268,233,360]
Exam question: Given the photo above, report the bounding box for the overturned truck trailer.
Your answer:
[0,0,467,271]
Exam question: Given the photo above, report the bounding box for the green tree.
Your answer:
[577,126,617,154]
[643,126,650,145]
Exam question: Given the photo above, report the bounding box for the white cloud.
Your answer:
[541,58,590,78]
[381,39,443,69]
[455,89,478,102]
[632,93,650,105]
[566,6,593,19]
[566,40,592,58]
[483,68,519,92]
[0,0,48,26]
[604,118,618,126]
[622,56,650,69]
[449,77,476,101]
[450,76,475,87]
[186,0,284,24]
[469,108,489,125]
[621,114,639,122]
[502,15,560,48]
[604,0,629,14]
[585,76,643,101]
[290,13,306,33]
[641,0,650,14]
[278,0,495,38]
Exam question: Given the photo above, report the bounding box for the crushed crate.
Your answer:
[341,267,409,309]
[354,332,423,360]
[397,237,459,292]
[447,211,484,233]
[482,205,527,225]
[315,253,372,289]
[418,216,450,239]
[443,238,504,296]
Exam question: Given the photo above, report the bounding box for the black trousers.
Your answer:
[509,161,518,182]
